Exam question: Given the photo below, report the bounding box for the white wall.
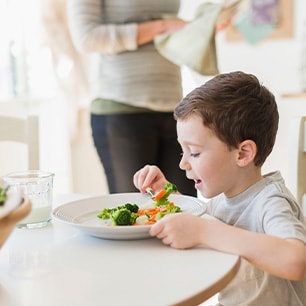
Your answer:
[1,0,306,199]
[0,98,73,194]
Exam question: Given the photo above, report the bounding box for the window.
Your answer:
[0,0,56,101]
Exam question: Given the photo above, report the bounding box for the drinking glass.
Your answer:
[2,170,54,229]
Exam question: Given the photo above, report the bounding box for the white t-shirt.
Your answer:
[206,171,306,306]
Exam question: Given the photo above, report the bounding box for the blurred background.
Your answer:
[0,0,305,197]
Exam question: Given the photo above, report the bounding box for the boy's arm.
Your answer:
[151,214,306,281]
[200,218,306,280]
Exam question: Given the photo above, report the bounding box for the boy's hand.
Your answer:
[150,213,202,249]
[133,165,168,194]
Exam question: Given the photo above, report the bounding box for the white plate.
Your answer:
[0,190,23,219]
[52,193,206,240]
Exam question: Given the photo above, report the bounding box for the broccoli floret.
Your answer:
[164,182,178,194]
[155,211,166,221]
[112,208,138,226]
[97,208,114,219]
[155,204,181,221]
[97,203,139,224]
[166,205,181,214]
[124,203,139,213]
[155,182,178,206]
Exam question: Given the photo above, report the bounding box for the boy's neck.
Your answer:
[225,167,262,198]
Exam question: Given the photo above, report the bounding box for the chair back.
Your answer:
[0,115,39,171]
[288,116,306,210]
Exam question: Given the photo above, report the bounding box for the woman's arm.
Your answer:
[67,0,186,54]
[0,199,31,248]
[67,0,137,54]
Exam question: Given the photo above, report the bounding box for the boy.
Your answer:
[133,71,306,305]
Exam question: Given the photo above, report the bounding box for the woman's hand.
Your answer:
[133,164,169,194]
[3,198,31,223]
[137,19,188,46]
[0,198,31,248]
[216,0,241,32]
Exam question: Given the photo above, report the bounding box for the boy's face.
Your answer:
[177,115,243,198]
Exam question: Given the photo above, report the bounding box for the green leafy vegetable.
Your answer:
[97,203,140,226]
[112,208,138,226]
[0,185,9,206]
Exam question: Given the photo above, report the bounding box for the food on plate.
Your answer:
[97,203,139,226]
[97,183,181,226]
[0,186,9,206]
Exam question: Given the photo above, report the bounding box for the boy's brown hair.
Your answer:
[174,71,279,167]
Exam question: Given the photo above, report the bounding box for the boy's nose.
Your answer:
[179,158,191,171]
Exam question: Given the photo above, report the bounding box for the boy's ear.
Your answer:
[236,140,257,167]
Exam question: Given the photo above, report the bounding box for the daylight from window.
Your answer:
[0,0,55,101]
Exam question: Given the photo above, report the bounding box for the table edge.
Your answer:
[173,255,241,306]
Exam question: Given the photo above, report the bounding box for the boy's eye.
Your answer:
[190,153,200,158]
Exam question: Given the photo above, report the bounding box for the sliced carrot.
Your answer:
[154,189,167,201]
[145,221,155,225]
[134,199,181,226]
[146,208,159,212]
[137,209,146,216]
[149,213,157,219]
[137,208,159,216]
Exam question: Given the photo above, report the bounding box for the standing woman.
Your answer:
[67,0,196,195]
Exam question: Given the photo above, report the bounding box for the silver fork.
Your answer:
[145,187,155,199]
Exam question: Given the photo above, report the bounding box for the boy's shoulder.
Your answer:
[207,171,304,231]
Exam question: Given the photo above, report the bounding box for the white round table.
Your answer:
[0,194,240,306]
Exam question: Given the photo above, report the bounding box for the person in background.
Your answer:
[66,0,234,195]
[133,71,306,305]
